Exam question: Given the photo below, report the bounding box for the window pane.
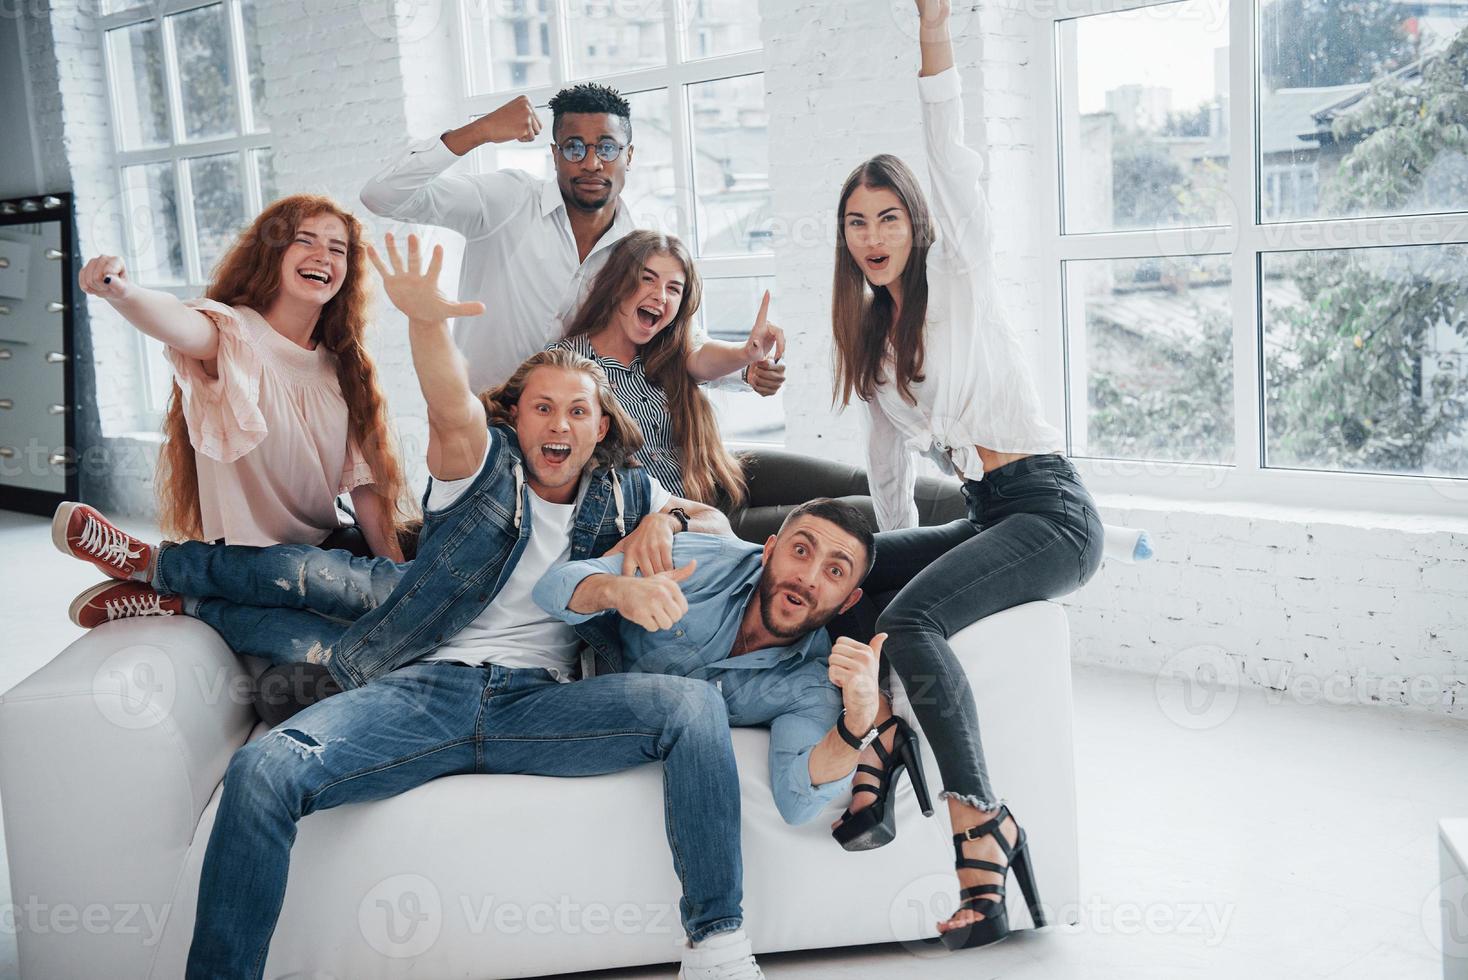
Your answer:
[1064,254,1234,464]
[171,4,239,141]
[463,0,553,94]
[252,147,279,206]
[1058,1,1232,235]
[700,276,783,444]
[623,89,676,233]
[106,22,170,151]
[566,0,667,80]
[1263,244,1468,479]
[188,153,246,279]
[240,0,269,130]
[688,74,769,256]
[684,0,760,60]
[121,163,186,285]
[1257,1,1468,223]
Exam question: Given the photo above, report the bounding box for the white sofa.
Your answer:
[0,601,1079,978]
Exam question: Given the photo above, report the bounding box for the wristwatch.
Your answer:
[667,507,691,533]
[836,710,880,751]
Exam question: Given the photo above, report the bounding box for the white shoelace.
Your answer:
[80,514,143,569]
[104,593,173,621]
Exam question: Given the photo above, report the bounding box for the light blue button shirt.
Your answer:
[533,533,852,825]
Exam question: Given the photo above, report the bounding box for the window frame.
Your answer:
[98,0,273,425]
[1037,0,1468,517]
[452,0,780,393]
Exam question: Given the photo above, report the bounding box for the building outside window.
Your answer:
[1048,0,1468,512]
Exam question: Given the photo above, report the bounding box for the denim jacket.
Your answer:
[320,424,654,689]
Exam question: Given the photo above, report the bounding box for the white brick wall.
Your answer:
[20,0,1466,716]
[1071,499,1468,718]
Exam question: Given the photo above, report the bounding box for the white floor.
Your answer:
[1,508,1464,980]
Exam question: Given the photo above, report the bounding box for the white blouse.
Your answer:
[864,67,1065,532]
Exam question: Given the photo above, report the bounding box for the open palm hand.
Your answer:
[366,232,485,324]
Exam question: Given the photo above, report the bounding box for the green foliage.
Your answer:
[1265,33,1468,473]
[1087,295,1234,464]
[1260,0,1413,89]
[1088,24,1468,476]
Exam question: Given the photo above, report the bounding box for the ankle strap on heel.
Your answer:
[953,803,1012,844]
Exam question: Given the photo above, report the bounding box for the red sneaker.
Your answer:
[68,581,184,629]
[52,501,155,581]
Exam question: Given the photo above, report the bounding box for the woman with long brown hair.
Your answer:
[551,229,752,518]
[74,194,410,561]
[825,0,1104,951]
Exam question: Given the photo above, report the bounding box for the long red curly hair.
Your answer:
[156,194,414,547]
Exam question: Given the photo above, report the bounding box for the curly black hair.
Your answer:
[547,82,632,142]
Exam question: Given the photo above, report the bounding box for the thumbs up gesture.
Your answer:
[612,560,698,633]
[829,632,885,729]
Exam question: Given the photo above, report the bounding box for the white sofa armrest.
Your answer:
[0,617,255,978]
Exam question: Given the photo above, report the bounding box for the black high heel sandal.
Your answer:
[940,803,1046,950]
[831,715,935,851]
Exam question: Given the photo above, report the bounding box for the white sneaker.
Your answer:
[678,928,765,980]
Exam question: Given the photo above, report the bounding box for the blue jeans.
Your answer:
[153,541,408,663]
[186,662,744,979]
[863,454,1103,809]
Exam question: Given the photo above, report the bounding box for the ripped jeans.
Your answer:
[152,540,408,663]
[865,454,1103,810]
[186,662,744,978]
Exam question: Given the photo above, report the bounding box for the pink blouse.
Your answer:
[165,299,374,546]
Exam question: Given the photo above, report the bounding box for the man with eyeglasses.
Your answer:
[361,84,781,395]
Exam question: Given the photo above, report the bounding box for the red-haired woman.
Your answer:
[71,195,410,564]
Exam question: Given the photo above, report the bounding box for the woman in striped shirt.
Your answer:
[549,230,753,510]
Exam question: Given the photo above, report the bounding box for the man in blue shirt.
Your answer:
[533,498,888,825]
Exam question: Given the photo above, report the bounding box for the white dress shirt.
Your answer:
[360,137,640,393]
[864,67,1065,532]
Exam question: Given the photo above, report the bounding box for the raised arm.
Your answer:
[365,233,487,481]
[912,0,994,269]
[916,0,955,77]
[359,97,542,238]
[78,255,218,360]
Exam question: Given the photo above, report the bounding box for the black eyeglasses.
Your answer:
[554,138,627,163]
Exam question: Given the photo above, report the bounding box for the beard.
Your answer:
[757,576,836,640]
[569,182,612,211]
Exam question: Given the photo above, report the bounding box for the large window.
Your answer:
[99,0,274,417]
[1049,0,1468,511]
[457,0,781,443]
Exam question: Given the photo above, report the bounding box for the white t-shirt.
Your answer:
[419,444,671,680]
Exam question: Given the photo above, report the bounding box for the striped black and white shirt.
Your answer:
[548,334,686,498]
